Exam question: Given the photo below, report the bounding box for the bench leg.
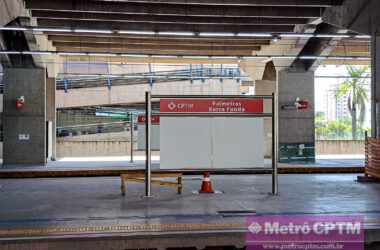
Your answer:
[121,176,126,196]
[177,176,182,194]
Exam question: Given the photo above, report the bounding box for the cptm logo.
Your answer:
[168,102,177,111]
[248,222,263,234]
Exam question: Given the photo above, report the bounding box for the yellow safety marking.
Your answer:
[0,222,244,238]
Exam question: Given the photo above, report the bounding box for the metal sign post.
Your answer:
[130,112,134,163]
[145,91,152,197]
[272,92,278,195]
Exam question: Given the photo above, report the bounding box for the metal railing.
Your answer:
[56,66,245,91]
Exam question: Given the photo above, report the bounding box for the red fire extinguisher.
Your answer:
[16,96,25,109]
[281,97,309,110]
[295,98,309,110]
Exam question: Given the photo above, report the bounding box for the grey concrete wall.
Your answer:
[278,70,315,144]
[277,70,315,161]
[3,68,46,166]
[255,80,275,157]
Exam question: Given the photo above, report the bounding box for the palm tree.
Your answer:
[336,66,369,140]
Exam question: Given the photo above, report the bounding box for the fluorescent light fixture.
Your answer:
[74,29,113,34]
[121,54,150,58]
[0,27,27,31]
[33,27,72,33]
[236,33,272,38]
[87,52,118,57]
[271,56,298,59]
[299,56,326,60]
[58,52,87,56]
[151,55,179,58]
[355,57,371,60]
[280,34,314,38]
[158,31,195,36]
[325,56,365,60]
[355,35,371,39]
[242,56,271,60]
[22,51,54,55]
[210,56,239,59]
[315,34,350,38]
[182,56,210,59]
[199,32,235,37]
[118,30,156,35]
[0,51,21,54]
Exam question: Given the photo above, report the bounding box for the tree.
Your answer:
[336,66,369,140]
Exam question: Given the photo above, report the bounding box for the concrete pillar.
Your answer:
[255,80,275,158]
[277,70,315,163]
[3,68,47,166]
[46,77,56,160]
[371,34,380,138]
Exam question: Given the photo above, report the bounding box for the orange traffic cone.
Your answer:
[199,172,214,193]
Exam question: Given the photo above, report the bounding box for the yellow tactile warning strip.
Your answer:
[1,219,380,239]
[0,222,245,238]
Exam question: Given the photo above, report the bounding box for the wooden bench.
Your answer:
[120,172,183,196]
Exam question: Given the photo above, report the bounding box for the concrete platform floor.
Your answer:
[1,174,380,238]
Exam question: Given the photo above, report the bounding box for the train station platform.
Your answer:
[0,174,380,249]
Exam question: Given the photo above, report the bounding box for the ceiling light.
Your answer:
[121,54,150,58]
[236,33,272,38]
[198,32,235,37]
[58,52,87,56]
[182,56,210,59]
[33,28,72,33]
[0,51,22,54]
[118,30,156,35]
[315,34,350,38]
[158,31,195,36]
[22,51,54,55]
[271,56,298,59]
[151,55,179,58]
[210,56,239,59]
[299,56,326,60]
[87,52,118,57]
[355,35,371,39]
[0,27,27,31]
[74,29,113,34]
[242,56,271,60]
[355,57,370,60]
[280,34,314,38]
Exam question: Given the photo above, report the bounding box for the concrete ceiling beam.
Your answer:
[52,41,262,51]
[31,10,311,26]
[36,19,295,33]
[56,47,256,56]
[77,0,341,7]
[47,35,271,46]
[25,0,324,18]
[323,0,380,34]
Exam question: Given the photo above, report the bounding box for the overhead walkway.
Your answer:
[56,66,249,108]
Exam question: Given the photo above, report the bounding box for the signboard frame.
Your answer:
[144,92,278,197]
